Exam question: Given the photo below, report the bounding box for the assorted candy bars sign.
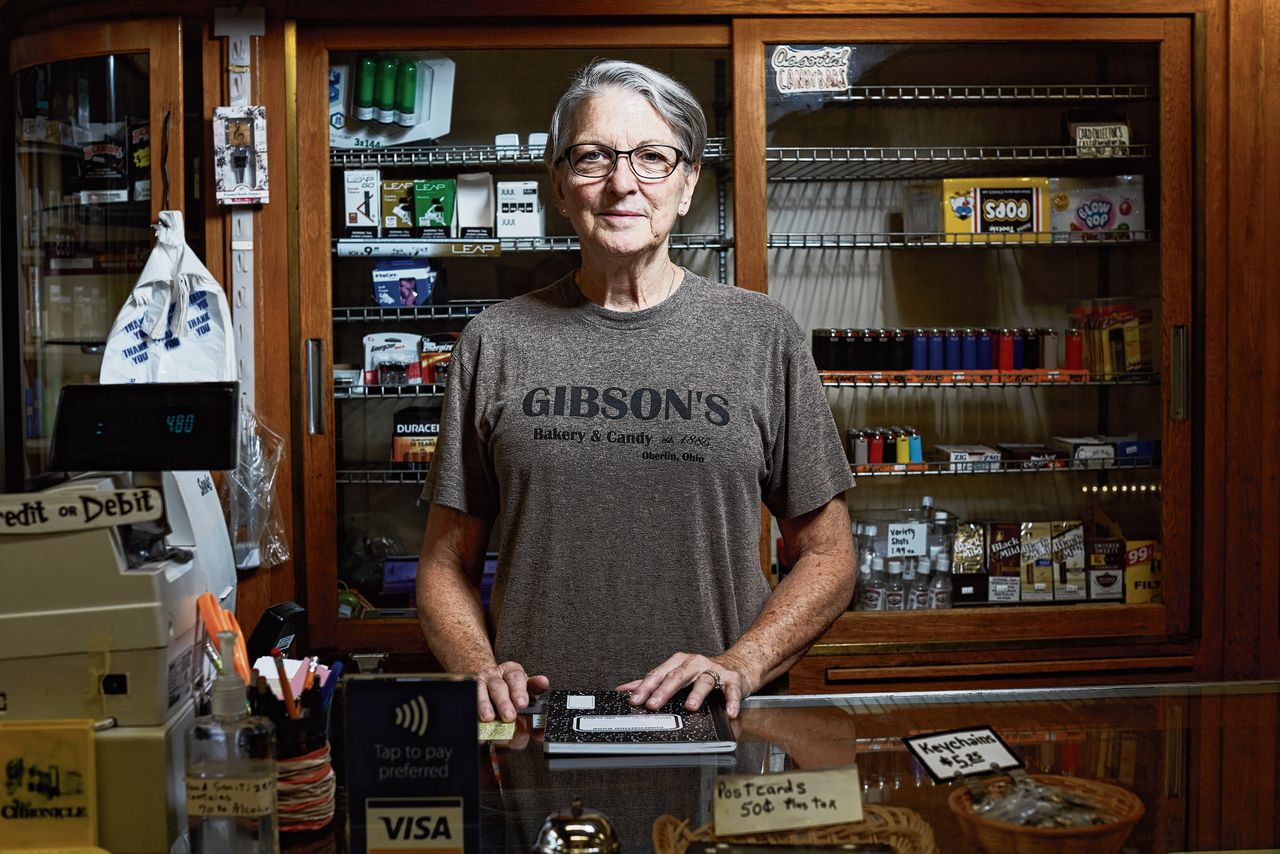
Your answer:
[770,45,852,94]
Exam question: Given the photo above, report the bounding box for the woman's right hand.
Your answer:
[477,661,549,722]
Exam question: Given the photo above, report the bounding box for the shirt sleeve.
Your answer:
[761,321,856,520]
[419,323,499,518]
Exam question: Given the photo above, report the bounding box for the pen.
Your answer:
[273,647,300,720]
[320,660,343,708]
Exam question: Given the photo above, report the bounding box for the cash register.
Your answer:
[0,382,239,853]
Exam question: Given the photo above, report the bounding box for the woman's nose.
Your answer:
[606,155,641,193]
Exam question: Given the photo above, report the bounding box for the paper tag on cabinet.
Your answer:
[714,764,862,836]
[902,726,1023,783]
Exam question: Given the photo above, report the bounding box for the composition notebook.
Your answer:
[541,688,736,755]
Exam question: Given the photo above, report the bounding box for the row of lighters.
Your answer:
[849,427,925,466]
[812,327,1084,373]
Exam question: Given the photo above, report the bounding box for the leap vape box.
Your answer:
[987,522,1022,603]
[381,180,417,239]
[414,178,455,238]
[1051,521,1087,601]
[1020,522,1054,602]
[456,172,494,238]
[344,169,380,238]
[496,180,544,238]
[344,675,478,854]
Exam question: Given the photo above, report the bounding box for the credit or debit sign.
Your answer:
[714,764,863,836]
[902,726,1022,783]
[886,522,927,557]
[0,489,162,534]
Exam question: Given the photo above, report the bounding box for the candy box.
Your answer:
[1050,176,1145,241]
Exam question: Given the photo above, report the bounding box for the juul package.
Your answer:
[496,180,544,237]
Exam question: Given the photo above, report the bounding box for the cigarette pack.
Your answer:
[934,444,1002,473]
[1124,540,1162,603]
[414,178,455,238]
[1020,522,1054,602]
[456,171,495,239]
[987,522,1023,603]
[381,180,416,239]
[1051,521,1087,601]
[343,169,380,238]
[496,180,545,238]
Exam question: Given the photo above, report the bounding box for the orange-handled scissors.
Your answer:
[196,592,252,683]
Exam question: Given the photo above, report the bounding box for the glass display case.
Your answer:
[732,17,1193,689]
[6,20,186,488]
[296,26,734,650]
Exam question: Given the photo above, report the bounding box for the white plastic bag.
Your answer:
[100,210,236,383]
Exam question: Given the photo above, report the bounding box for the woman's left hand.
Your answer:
[616,651,760,718]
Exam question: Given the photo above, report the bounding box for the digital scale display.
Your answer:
[50,383,239,472]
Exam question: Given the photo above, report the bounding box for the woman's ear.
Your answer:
[678,162,702,216]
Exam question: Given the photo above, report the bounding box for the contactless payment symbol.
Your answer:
[394,695,430,737]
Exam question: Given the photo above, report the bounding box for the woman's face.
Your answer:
[553,87,700,260]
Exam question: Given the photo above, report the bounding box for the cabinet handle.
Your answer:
[1170,325,1188,421]
[305,338,326,435]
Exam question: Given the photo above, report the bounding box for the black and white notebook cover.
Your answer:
[541,688,736,755]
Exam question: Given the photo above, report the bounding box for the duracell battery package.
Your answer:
[1020,522,1054,602]
[344,169,380,237]
[987,522,1023,603]
[392,405,441,464]
[1051,521,1088,601]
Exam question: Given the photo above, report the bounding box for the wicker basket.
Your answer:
[653,806,939,854]
[947,773,1144,854]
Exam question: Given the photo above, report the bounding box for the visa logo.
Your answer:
[366,797,462,851]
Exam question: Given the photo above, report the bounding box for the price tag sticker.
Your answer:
[714,764,862,836]
[902,727,1022,783]
[886,522,927,557]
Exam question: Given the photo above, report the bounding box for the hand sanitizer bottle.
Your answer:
[186,631,279,853]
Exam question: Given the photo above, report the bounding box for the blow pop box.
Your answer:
[1049,176,1145,241]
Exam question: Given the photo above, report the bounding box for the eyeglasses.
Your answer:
[557,143,685,180]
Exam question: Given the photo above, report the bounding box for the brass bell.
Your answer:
[533,797,621,853]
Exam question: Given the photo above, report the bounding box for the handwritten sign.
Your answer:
[902,727,1022,783]
[185,776,275,817]
[0,489,162,535]
[714,764,862,836]
[770,45,852,95]
[886,522,927,557]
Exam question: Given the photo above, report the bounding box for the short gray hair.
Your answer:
[545,59,707,172]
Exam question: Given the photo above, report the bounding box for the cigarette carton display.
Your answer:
[1049,176,1145,241]
[381,180,416,239]
[414,178,455,238]
[496,180,545,238]
[1124,540,1162,603]
[934,444,1002,473]
[987,522,1023,603]
[1051,521,1087,601]
[343,169,380,238]
[1020,522,1054,602]
[456,171,495,239]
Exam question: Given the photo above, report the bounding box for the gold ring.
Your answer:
[701,669,724,691]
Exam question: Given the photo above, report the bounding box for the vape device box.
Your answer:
[414,178,455,238]
[1051,521,1087,601]
[456,172,495,238]
[343,169,380,238]
[381,180,416,239]
[935,444,1002,473]
[496,180,545,238]
[987,522,1022,603]
[1124,540,1162,603]
[1020,522,1054,602]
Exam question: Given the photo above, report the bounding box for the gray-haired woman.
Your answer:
[417,59,855,723]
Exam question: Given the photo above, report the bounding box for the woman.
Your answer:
[417,59,855,723]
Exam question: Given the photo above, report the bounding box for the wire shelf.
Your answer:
[334,234,731,257]
[330,137,730,168]
[825,83,1156,104]
[769,231,1155,249]
[851,459,1158,478]
[334,384,447,399]
[336,464,429,485]
[821,371,1159,388]
[332,301,500,322]
[766,144,1157,181]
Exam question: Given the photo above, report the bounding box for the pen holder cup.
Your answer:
[274,713,336,832]
[947,773,1144,854]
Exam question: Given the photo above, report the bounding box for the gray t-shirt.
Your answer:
[422,270,854,688]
